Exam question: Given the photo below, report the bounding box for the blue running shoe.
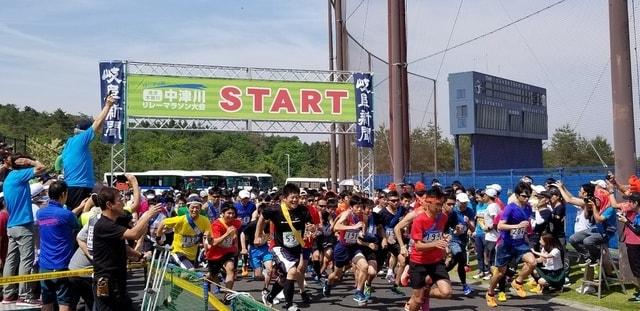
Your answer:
[463,284,473,296]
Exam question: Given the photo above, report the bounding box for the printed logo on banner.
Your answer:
[354,73,374,148]
[142,84,207,111]
[99,61,125,144]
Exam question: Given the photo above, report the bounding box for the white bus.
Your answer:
[193,170,241,190]
[241,173,273,192]
[103,170,197,194]
[284,177,330,190]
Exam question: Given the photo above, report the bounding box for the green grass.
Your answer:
[462,253,639,311]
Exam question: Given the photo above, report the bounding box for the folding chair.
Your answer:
[579,244,626,299]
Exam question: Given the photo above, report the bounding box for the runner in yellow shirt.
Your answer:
[156,196,210,269]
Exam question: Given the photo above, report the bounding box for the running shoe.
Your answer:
[282,302,301,311]
[511,280,527,298]
[485,293,498,308]
[353,290,367,306]
[16,299,41,308]
[322,279,331,297]
[262,290,273,307]
[300,291,312,304]
[364,285,373,302]
[1,295,17,304]
[497,291,507,302]
[462,284,473,296]
[385,272,396,283]
[482,272,492,280]
[241,266,249,277]
[529,284,543,294]
[390,284,404,296]
[472,272,484,279]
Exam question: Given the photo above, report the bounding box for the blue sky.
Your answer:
[1,0,638,153]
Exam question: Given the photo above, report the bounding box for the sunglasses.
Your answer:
[445,202,455,206]
[519,194,530,199]
[318,204,327,208]
[388,199,399,202]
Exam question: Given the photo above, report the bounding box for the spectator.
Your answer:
[36,181,78,311]
[531,234,565,292]
[61,94,116,211]
[92,175,160,311]
[0,193,8,272]
[610,191,640,302]
[2,154,45,306]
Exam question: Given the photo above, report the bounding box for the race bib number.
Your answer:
[344,231,359,244]
[510,227,526,240]
[282,232,299,248]
[385,228,397,244]
[422,231,443,242]
[181,235,199,248]
[242,216,251,225]
[220,236,233,248]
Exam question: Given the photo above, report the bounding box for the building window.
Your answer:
[456,89,465,99]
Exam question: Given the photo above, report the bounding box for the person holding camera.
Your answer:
[92,174,161,311]
[608,185,640,302]
[2,154,45,306]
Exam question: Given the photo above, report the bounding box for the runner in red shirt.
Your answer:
[406,188,452,311]
[205,203,242,301]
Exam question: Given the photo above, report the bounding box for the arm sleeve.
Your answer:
[18,168,36,183]
[162,216,181,230]
[80,128,96,146]
[77,224,89,242]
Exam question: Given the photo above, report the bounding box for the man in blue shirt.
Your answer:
[62,94,116,211]
[235,190,256,228]
[445,192,476,296]
[2,155,46,306]
[37,181,78,311]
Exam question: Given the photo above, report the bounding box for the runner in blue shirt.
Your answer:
[486,183,536,307]
[37,181,79,310]
[445,192,476,296]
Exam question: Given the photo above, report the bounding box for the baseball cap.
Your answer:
[238,190,250,199]
[75,119,93,131]
[187,196,203,206]
[485,188,498,198]
[486,184,502,192]
[300,190,308,196]
[456,193,470,203]
[535,191,552,199]
[531,185,546,194]
[590,180,607,189]
[520,176,533,184]
[415,181,426,192]
[30,183,45,197]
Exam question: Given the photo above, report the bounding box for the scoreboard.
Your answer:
[448,71,548,140]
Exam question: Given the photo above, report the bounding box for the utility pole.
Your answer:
[335,0,348,185]
[610,0,636,183]
[328,0,337,192]
[388,0,408,183]
[609,0,637,283]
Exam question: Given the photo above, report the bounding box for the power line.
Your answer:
[346,0,366,22]
[419,0,464,128]
[407,0,569,66]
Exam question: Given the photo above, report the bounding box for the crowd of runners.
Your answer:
[1,95,640,311]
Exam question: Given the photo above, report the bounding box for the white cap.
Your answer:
[486,184,502,192]
[239,190,251,199]
[456,192,470,203]
[590,180,607,188]
[531,185,546,194]
[272,187,279,191]
[300,190,307,196]
[145,193,156,200]
[250,193,257,200]
[30,183,45,197]
[199,190,208,198]
[485,188,498,198]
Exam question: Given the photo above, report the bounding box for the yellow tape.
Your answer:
[0,263,146,286]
